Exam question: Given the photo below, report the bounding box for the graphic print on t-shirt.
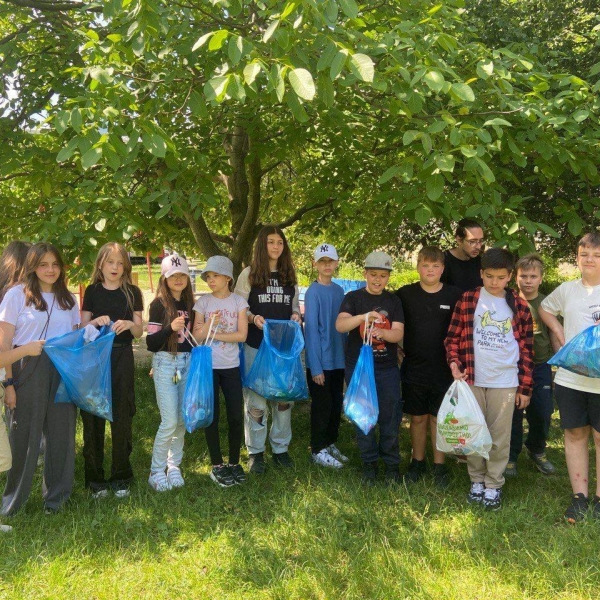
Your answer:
[359,309,391,356]
[480,310,512,335]
[475,310,513,351]
[257,278,292,306]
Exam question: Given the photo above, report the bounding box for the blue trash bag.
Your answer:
[45,325,115,421]
[343,344,379,435]
[238,342,247,386]
[182,345,214,432]
[245,320,309,401]
[548,324,600,378]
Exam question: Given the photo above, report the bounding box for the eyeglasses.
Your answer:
[465,239,485,247]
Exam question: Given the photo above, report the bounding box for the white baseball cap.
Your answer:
[313,243,339,262]
[364,251,393,271]
[161,253,190,278]
[201,255,234,281]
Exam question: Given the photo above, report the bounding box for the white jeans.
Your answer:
[151,352,190,473]
[243,344,292,455]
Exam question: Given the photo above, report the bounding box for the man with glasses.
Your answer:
[440,219,485,292]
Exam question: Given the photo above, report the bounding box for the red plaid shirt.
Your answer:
[444,287,534,397]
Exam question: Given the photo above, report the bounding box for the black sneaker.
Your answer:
[433,463,451,489]
[592,495,600,520]
[229,463,247,484]
[483,487,502,511]
[527,450,556,475]
[272,451,294,469]
[384,467,401,486]
[210,464,236,488]
[403,458,427,484]
[248,452,266,475]
[467,482,485,504]
[362,462,378,487]
[565,493,588,523]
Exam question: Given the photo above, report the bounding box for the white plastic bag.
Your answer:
[436,380,492,460]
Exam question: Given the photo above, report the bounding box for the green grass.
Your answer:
[1,365,600,599]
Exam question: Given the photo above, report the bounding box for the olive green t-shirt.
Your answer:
[528,293,553,364]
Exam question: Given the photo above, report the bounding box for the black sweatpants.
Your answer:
[308,368,345,454]
[204,367,243,465]
[81,344,136,491]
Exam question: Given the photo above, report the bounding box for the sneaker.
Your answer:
[362,462,378,487]
[433,463,450,489]
[327,444,349,463]
[272,451,294,469]
[44,507,58,515]
[591,495,600,520]
[454,455,468,464]
[467,482,485,504]
[565,493,588,524]
[504,461,518,477]
[167,467,185,488]
[229,463,247,484]
[210,464,236,488]
[312,449,343,469]
[148,471,172,492]
[384,467,401,485]
[483,487,502,511]
[114,486,130,499]
[403,458,427,484]
[248,452,266,474]
[90,487,110,500]
[0,523,12,533]
[527,450,556,475]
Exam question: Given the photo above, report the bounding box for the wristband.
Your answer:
[3,378,17,387]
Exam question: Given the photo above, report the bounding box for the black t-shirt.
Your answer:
[82,282,143,343]
[247,272,296,349]
[339,288,404,370]
[396,282,462,387]
[440,250,482,292]
[147,297,192,353]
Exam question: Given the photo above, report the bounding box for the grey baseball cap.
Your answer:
[201,255,234,280]
[364,251,393,271]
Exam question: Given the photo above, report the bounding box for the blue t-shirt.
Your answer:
[304,281,346,375]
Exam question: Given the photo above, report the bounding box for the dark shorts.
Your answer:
[555,384,600,432]
[402,381,447,417]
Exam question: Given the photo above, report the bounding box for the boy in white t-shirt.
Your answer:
[539,233,600,523]
[445,248,534,510]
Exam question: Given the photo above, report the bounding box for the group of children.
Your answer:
[1,222,600,529]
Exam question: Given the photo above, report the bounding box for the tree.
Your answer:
[1,0,599,277]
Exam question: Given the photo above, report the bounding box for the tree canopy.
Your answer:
[1,0,599,275]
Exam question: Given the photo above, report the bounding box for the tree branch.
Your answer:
[184,211,222,259]
[275,198,335,230]
[4,0,101,12]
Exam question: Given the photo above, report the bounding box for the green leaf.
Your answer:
[204,75,230,102]
[155,204,171,219]
[572,110,589,123]
[538,223,559,237]
[330,49,348,80]
[192,32,213,51]
[54,111,69,135]
[228,36,243,65]
[287,92,309,122]
[483,118,512,127]
[263,20,279,43]
[81,147,102,170]
[568,215,584,236]
[378,166,400,184]
[281,1,298,19]
[142,133,167,158]
[270,65,285,102]
[208,30,229,51]
[70,109,82,133]
[348,53,374,83]
[507,222,519,235]
[450,82,475,102]
[415,205,432,226]
[435,154,455,172]
[474,157,495,184]
[89,66,113,85]
[426,174,444,201]
[339,0,359,19]
[460,146,478,158]
[318,74,335,108]
[243,62,261,86]
[403,130,420,146]
[317,42,338,72]
[95,218,107,232]
[288,68,315,101]
[56,138,79,163]
[188,91,208,117]
[476,60,494,79]
[424,71,445,93]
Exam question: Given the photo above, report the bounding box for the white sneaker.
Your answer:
[148,471,172,492]
[167,467,185,488]
[327,444,349,463]
[91,488,110,500]
[312,449,343,468]
[0,523,12,533]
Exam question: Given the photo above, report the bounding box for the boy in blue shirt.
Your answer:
[305,244,347,468]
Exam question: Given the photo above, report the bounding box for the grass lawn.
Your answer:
[1,365,599,599]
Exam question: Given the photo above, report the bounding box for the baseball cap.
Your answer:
[161,252,190,278]
[201,255,234,281]
[364,251,393,271]
[313,243,339,262]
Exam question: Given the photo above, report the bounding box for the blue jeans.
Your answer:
[509,362,554,461]
[151,352,191,473]
[345,364,402,468]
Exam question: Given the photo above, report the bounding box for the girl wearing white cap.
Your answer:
[193,256,248,487]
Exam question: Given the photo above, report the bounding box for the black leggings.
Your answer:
[204,367,243,465]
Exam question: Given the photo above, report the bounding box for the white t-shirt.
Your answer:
[473,287,519,388]
[193,293,248,370]
[541,279,600,393]
[0,285,80,346]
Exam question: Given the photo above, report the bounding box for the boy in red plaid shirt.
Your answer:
[444,248,534,510]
